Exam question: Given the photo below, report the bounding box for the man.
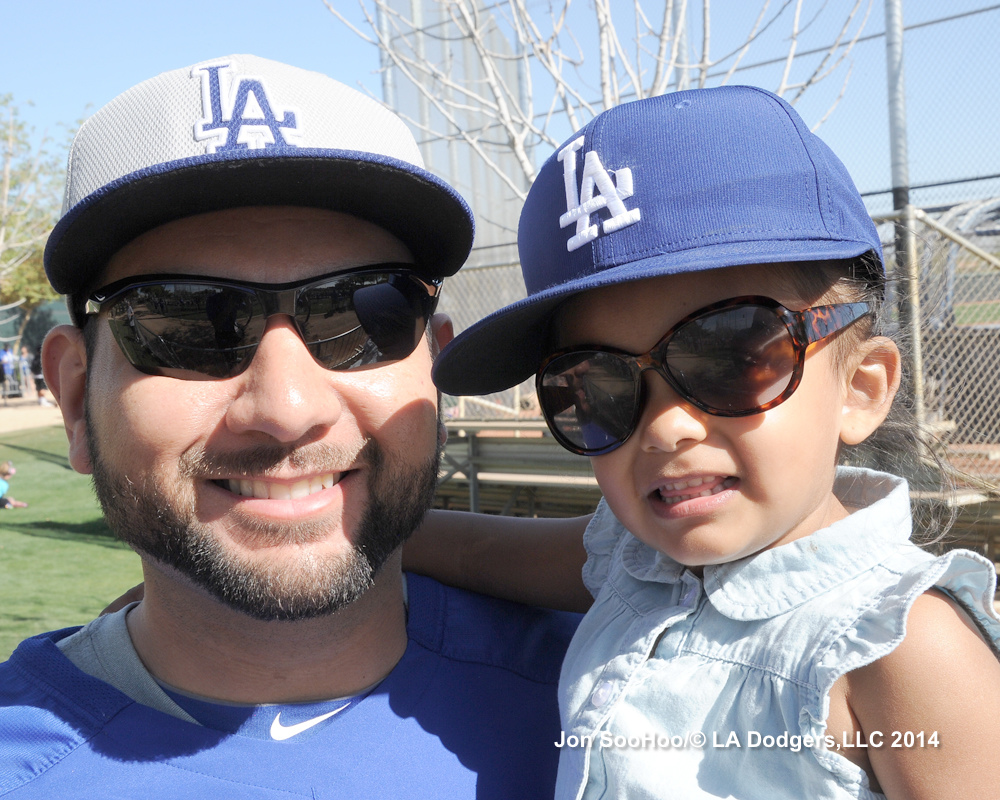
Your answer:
[0,55,576,798]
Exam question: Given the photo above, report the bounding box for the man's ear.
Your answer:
[429,312,454,357]
[42,325,93,475]
[840,336,902,446]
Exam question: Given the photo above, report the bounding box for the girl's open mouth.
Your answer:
[654,476,738,505]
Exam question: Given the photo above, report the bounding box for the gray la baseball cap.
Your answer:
[45,54,474,320]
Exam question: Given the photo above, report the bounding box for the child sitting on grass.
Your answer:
[0,461,28,509]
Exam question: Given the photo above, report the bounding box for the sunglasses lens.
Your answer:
[105,284,261,379]
[296,274,430,370]
[539,351,641,454]
[538,303,801,455]
[665,306,796,413]
[102,272,433,379]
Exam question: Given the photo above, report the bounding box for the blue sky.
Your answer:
[2,1,997,213]
[1,1,382,141]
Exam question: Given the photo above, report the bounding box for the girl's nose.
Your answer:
[635,373,710,453]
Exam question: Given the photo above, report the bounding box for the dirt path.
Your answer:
[0,397,64,435]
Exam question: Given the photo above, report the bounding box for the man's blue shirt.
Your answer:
[0,574,579,798]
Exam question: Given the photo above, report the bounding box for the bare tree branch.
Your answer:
[717,0,771,85]
[696,0,711,88]
[325,0,871,230]
[322,0,377,44]
[776,0,804,96]
[788,0,871,104]
[810,60,853,132]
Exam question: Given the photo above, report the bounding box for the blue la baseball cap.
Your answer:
[433,85,882,397]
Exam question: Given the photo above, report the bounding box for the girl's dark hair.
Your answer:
[788,251,959,545]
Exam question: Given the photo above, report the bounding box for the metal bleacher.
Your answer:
[435,420,602,517]
[435,420,999,567]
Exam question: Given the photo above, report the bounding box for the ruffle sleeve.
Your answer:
[804,548,1000,783]
[581,498,628,599]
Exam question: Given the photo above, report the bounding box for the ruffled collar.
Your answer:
[617,467,913,620]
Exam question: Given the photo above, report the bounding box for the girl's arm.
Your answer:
[847,589,1000,798]
[403,510,594,613]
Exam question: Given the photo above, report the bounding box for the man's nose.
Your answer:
[223,316,345,443]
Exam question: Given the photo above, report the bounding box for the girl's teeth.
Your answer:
[657,476,736,504]
[666,477,707,491]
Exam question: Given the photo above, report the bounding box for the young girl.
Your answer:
[424,86,1000,798]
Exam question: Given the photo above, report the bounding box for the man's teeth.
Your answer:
[657,476,737,505]
[225,474,339,499]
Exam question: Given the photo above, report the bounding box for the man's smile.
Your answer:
[217,474,345,500]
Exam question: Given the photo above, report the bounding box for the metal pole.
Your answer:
[902,205,925,427]
[410,0,433,169]
[885,0,909,213]
[884,0,925,429]
[871,209,1000,271]
[468,435,480,513]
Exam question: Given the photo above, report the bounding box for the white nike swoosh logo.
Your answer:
[269,705,350,741]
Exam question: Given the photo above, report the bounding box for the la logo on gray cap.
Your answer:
[193,61,303,153]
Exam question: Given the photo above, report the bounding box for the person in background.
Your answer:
[0,346,12,395]
[30,346,52,406]
[0,461,28,509]
[18,347,31,394]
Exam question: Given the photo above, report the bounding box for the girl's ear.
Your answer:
[42,325,93,475]
[840,336,902,446]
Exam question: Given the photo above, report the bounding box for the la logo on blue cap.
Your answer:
[192,62,302,153]
[557,137,641,252]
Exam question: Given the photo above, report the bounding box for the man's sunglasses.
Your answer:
[84,266,441,380]
[537,295,870,456]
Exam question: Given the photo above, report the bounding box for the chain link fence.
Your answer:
[876,204,1000,488]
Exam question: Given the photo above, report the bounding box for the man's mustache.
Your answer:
[178,438,371,479]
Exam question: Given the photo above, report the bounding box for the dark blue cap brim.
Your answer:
[46,148,474,302]
[433,236,876,397]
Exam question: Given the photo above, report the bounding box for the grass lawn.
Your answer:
[0,425,142,661]
[954,301,1000,326]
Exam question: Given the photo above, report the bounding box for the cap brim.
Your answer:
[45,148,474,298]
[433,236,876,397]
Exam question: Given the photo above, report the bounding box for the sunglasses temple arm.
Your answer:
[801,302,871,344]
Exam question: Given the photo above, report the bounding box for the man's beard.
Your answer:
[86,411,440,622]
